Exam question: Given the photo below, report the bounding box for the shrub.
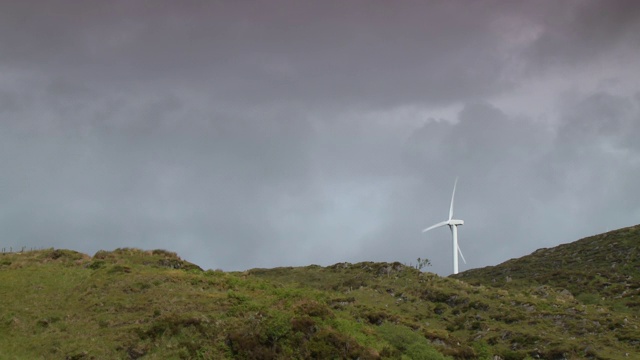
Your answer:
[291,316,317,337]
[294,300,333,319]
[87,260,105,270]
[377,323,449,360]
[472,341,493,360]
[357,307,398,326]
[262,311,292,345]
[305,328,374,359]
[151,249,179,258]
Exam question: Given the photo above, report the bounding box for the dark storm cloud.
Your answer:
[525,0,640,68]
[0,0,521,108]
[1,1,639,273]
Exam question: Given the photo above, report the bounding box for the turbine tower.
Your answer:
[422,177,466,274]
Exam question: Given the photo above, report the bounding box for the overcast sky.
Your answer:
[1,0,639,275]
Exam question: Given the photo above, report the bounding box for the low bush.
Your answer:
[377,323,449,360]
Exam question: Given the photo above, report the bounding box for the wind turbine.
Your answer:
[422,177,466,274]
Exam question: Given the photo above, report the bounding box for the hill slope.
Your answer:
[0,226,639,359]
[454,224,640,310]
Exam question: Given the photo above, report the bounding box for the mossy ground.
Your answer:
[1,226,639,359]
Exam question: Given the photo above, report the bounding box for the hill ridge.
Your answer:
[454,224,640,309]
[1,227,639,359]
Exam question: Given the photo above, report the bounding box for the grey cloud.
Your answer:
[556,92,640,152]
[405,103,550,184]
[524,0,640,69]
[550,91,640,215]
[1,0,529,108]
[385,92,640,273]
[1,1,639,274]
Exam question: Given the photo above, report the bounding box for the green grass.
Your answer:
[1,225,639,359]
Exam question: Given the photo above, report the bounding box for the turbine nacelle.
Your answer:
[421,219,463,233]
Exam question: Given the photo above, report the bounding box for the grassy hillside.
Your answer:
[0,226,638,359]
[454,224,640,310]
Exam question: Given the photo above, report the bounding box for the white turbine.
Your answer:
[422,177,466,274]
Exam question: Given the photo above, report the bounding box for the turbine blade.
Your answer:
[422,220,449,233]
[457,244,467,264]
[449,177,458,221]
